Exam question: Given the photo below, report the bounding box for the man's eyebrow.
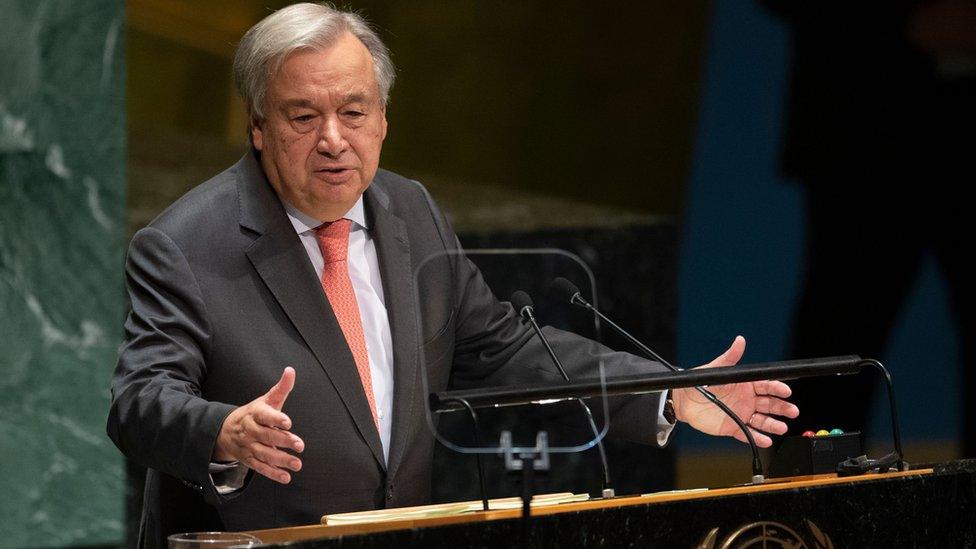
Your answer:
[339,91,370,104]
[278,92,376,110]
[280,98,316,109]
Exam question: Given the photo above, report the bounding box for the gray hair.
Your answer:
[233,2,395,123]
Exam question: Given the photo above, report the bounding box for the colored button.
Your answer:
[802,431,816,437]
[816,430,830,436]
[830,428,844,435]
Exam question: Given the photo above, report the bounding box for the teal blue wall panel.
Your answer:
[679,0,961,450]
[0,1,125,546]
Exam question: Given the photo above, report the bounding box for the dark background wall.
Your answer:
[125,0,709,230]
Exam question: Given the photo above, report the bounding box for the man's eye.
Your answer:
[343,111,365,118]
[293,115,314,123]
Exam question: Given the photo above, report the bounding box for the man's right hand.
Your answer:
[213,367,304,484]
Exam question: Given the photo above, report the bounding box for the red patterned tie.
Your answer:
[315,219,379,430]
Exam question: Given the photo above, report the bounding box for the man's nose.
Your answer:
[316,118,347,156]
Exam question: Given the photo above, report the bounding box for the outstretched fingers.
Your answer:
[754,379,793,399]
[244,414,304,452]
[747,412,789,435]
[248,439,301,470]
[752,396,800,419]
[243,454,294,485]
[238,416,303,484]
[213,367,304,484]
[731,426,774,448]
[252,404,293,431]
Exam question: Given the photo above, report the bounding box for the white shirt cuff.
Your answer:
[209,461,249,495]
[656,391,677,446]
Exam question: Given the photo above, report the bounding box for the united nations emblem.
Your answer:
[698,519,833,549]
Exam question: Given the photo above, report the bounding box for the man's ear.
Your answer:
[380,106,388,142]
[251,117,265,151]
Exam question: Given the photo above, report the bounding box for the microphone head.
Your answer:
[550,277,582,304]
[510,290,534,317]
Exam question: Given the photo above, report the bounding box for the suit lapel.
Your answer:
[237,153,386,470]
[365,183,419,478]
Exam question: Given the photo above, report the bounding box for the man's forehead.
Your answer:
[270,39,379,102]
[280,33,373,77]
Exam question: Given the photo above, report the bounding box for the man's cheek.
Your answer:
[282,131,317,150]
[276,136,305,160]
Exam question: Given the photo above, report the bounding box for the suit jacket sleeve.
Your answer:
[106,226,236,505]
[416,186,670,445]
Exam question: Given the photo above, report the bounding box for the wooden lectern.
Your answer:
[246,460,976,547]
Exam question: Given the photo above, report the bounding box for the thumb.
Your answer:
[703,335,746,368]
[265,367,296,410]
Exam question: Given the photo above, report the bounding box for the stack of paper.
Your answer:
[323,492,590,525]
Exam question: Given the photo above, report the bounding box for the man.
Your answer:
[107,3,798,547]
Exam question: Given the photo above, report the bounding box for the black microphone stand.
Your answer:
[552,278,766,484]
[512,291,615,498]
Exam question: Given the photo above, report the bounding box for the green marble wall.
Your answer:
[0,1,125,546]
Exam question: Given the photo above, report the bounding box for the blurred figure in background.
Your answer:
[766,1,976,455]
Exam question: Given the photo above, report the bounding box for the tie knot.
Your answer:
[315,218,351,263]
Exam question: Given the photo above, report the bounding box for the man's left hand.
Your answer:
[672,336,799,447]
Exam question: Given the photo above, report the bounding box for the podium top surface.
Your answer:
[246,467,936,545]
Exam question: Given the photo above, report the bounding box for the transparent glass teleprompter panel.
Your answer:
[414,248,610,456]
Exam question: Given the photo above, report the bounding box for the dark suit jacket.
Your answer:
[107,151,667,548]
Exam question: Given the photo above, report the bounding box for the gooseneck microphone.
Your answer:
[550,278,766,484]
[510,290,616,498]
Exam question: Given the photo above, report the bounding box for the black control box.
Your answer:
[768,432,863,477]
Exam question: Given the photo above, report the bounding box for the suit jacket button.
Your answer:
[386,485,394,500]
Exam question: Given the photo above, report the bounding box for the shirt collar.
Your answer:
[283,196,368,235]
